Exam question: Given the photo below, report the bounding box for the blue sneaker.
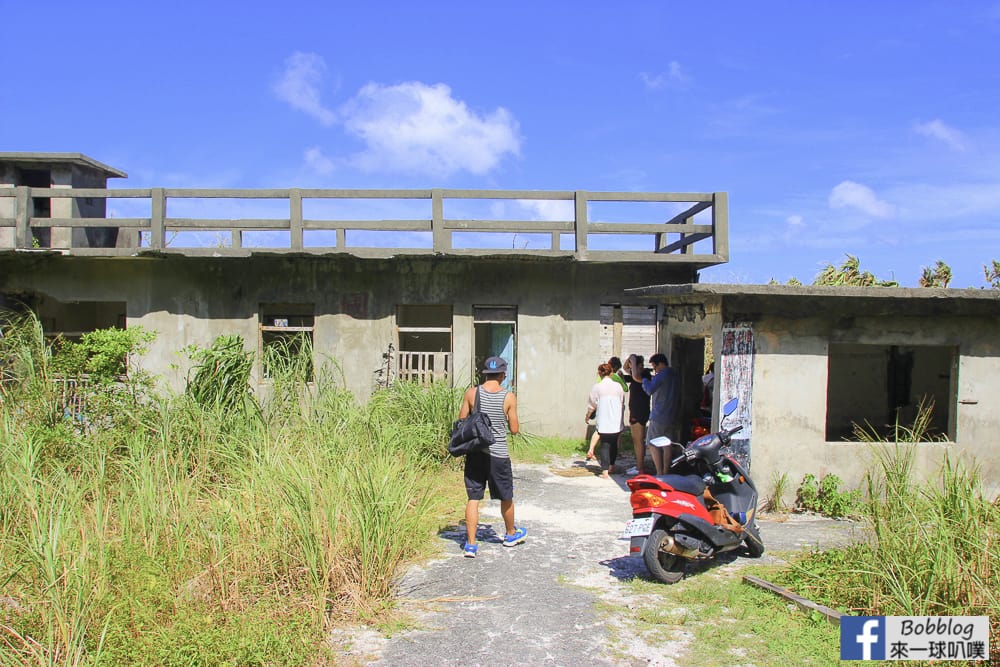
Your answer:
[462,542,478,558]
[502,527,527,547]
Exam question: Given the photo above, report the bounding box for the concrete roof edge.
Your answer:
[0,152,127,178]
[624,282,1000,302]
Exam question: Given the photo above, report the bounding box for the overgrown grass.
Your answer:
[508,433,587,464]
[0,312,464,665]
[620,572,840,666]
[763,406,1000,657]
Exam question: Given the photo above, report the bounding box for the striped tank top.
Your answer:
[477,385,509,458]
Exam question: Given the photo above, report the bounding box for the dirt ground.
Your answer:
[328,455,864,666]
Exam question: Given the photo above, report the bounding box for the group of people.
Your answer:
[585,352,681,479]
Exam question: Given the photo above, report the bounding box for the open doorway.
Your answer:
[473,306,516,390]
[671,336,712,443]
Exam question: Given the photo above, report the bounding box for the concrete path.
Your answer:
[329,457,864,666]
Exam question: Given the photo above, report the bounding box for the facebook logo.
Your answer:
[841,616,886,660]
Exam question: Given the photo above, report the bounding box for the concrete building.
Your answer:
[5,153,998,501]
[0,153,727,439]
[626,283,1000,501]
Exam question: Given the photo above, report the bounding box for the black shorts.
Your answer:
[464,453,514,501]
[629,413,649,426]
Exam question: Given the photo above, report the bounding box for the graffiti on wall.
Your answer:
[718,322,754,469]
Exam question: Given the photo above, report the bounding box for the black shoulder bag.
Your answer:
[447,386,496,457]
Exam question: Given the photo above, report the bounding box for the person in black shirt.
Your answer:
[624,354,652,475]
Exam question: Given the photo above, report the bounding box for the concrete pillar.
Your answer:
[50,167,73,249]
[0,166,14,248]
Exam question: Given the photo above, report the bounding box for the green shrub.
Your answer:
[184,335,258,416]
[794,472,860,518]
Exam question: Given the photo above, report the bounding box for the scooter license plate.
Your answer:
[621,516,654,539]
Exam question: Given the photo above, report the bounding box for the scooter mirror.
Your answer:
[649,436,673,448]
[722,398,739,416]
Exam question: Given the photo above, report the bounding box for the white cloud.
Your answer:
[914,119,967,151]
[640,61,689,90]
[273,52,337,126]
[339,82,521,177]
[304,147,335,175]
[516,199,574,221]
[786,214,804,227]
[891,181,1000,220]
[828,181,895,219]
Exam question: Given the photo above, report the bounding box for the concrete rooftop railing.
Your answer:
[0,186,728,265]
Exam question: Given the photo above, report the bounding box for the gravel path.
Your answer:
[329,457,864,666]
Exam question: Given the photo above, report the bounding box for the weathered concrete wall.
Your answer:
[750,313,1000,503]
[0,254,693,440]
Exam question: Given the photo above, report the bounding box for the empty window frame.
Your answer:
[826,343,956,441]
[473,306,516,390]
[396,305,452,385]
[259,303,314,381]
[599,304,658,362]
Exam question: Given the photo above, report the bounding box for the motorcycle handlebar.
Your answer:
[669,423,745,467]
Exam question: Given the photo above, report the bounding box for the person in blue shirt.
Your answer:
[632,352,680,474]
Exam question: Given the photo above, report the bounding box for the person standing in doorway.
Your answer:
[624,354,651,475]
[586,362,626,479]
[459,356,527,558]
[633,352,680,475]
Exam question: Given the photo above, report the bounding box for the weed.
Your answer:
[767,402,1000,646]
[0,315,461,664]
[620,572,839,665]
[794,473,861,518]
[764,471,790,512]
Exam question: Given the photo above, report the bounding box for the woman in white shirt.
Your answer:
[586,362,626,479]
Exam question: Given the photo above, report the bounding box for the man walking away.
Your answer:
[459,356,527,557]
[633,352,680,475]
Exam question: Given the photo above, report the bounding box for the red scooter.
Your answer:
[622,399,764,583]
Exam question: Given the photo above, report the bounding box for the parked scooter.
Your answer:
[622,398,764,583]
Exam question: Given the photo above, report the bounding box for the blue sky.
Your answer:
[4,1,1000,287]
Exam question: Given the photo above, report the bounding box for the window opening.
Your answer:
[396,305,452,385]
[826,343,956,441]
[17,169,51,248]
[600,304,657,361]
[259,303,314,381]
[31,299,128,422]
[473,306,516,390]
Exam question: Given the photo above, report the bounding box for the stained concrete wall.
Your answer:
[0,253,693,440]
[665,304,1000,503]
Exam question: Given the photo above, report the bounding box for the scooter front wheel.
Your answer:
[643,528,686,584]
[743,523,765,558]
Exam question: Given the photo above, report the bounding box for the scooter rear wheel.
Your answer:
[643,528,686,584]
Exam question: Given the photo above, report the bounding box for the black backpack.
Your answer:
[447,386,496,457]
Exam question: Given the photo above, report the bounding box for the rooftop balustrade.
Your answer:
[0,186,728,265]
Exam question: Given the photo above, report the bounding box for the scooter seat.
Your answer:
[654,474,706,497]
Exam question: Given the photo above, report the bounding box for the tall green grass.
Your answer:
[0,312,463,664]
[769,405,999,647]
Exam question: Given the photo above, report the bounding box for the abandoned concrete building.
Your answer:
[3,152,998,500]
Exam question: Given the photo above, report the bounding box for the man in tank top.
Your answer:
[458,356,528,557]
